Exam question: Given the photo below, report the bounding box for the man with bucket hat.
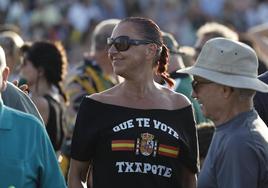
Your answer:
[177,37,268,188]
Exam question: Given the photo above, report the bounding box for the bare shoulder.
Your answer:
[173,91,191,108]
[89,85,119,103]
[32,96,49,111]
[31,96,49,123]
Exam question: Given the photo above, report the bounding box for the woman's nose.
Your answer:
[108,46,118,60]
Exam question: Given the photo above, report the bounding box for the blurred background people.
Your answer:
[0,45,66,188]
[0,29,43,123]
[20,40,69,152]
[62,19,121,179]
[67,18,120,122]
[194,22,239,59]
[238,33,268,75]
[0,30,24,81]
[250,23,268,126]
[161,31,208,124]
[1,0,268,65]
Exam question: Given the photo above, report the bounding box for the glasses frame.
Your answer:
[191,80,214,93]
[107,36,155,52]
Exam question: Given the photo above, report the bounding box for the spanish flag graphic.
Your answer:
[112,140,135,151]
[158,144,179,158]
[111,138,179,159]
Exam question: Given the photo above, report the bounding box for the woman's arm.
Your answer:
[68,159,91,188]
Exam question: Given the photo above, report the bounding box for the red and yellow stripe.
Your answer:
[158,144,179,158]
[111,140,135,151]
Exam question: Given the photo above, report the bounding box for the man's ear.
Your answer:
[1,66,10,91]
[222,85,233,98]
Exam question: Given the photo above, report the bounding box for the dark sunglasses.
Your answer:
[191,80,214,93]
[107,36,155,52]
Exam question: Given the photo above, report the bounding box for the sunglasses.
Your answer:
[191,80,214,93]
[107,36,155,52]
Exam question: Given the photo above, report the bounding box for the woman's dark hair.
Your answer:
[120,17,175,88]
[26,41,69,103]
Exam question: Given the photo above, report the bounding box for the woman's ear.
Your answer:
[145,44,158,59]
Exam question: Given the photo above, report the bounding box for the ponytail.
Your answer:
[55,82,69,105]
[157,45,175,88]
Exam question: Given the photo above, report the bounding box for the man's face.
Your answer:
[0,66,9,93]
[191,76,223,121]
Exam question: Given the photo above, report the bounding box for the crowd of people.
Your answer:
[1,0,268,64]
[0,1,268,188]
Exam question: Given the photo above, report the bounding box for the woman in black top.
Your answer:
[20,41,68,151]
[69,17,198,188]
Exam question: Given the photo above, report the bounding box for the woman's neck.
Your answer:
[30,78,52,97]
[120,80,160,99]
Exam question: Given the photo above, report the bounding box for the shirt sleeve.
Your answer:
[36,121,67,188]
[180,106,199,173]
[71,97,100,161]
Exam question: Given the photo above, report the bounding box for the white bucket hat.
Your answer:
[177,37,268,93]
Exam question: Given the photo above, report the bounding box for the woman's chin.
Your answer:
[114,67,126,78]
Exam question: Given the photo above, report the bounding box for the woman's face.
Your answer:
[108,22,151,78]
[20,59,39,86]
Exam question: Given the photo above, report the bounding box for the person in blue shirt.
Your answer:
[0,46,66,187]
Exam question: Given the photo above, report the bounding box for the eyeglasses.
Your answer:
[107,36,155,52]
[191,79,214,93]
